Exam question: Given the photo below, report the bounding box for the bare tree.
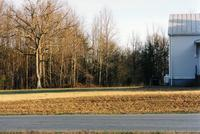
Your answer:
[91,8,116,85]
[8,0,75,88]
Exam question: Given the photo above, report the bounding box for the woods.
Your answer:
[0,0,168,89]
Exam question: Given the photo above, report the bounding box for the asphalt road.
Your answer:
[0,114,200,132]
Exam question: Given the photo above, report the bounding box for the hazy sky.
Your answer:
[13,0,200,45]
[66,0,200,45]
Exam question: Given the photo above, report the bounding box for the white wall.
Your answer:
[170,36,200,80]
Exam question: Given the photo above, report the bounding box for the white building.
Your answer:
[167,13,200,86]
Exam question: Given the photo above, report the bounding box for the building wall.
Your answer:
[170,35,200,86]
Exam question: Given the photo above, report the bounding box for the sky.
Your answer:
[65,0,200,45]
[12,0,200,45]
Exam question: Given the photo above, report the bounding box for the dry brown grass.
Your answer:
[0,90,200,102]
[0,90,200,115]
[0,91,167,102]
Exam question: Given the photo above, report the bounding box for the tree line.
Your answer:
[0,0,168,89]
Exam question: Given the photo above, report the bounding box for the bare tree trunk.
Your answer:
[42,54,46,87]
[105,64,108,85]
[70,53,77,87]
[105,37,109,85]
[73,55,77,87]
[12,53,15,89]
[49,46,52,87]
[36,48,42,88]
[26,54,29,89]
[60,50,64,87]
[99,52,102,85]
[39,51,43,87]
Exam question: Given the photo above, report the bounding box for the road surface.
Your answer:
[0,114,200,132]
